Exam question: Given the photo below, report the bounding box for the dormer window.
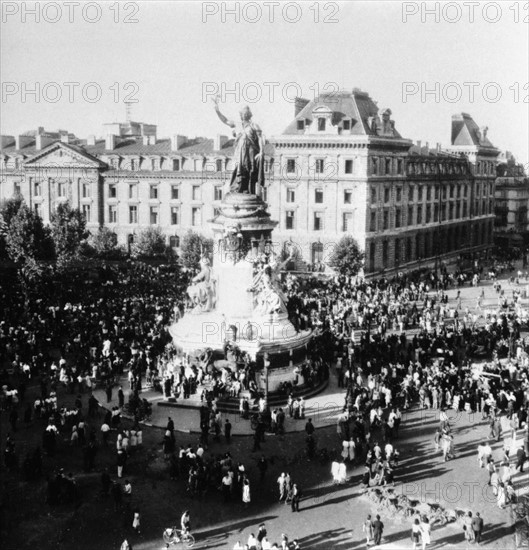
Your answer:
[318,118,326,131]
[297,120,305,131]
[343,120,351,130]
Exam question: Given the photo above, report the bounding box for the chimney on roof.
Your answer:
[294,97,310,117]
[214,134,229,151]
[171,135,187,151]
[142,135,156,146]
[105,134,117,150]
[37,126,44,135]
[15,135,33,150]
[35,134,54,150]
[87,135,96,146]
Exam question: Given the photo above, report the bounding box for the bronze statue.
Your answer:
[213,95,265,196]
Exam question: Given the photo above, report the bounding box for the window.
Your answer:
[171,185,179,200]
[214,186,223,201]
[34,180,41,197]
[372,157,378,175]
[397,159,403,174]
[151,158,156,171]
[449,203,454,220]
[57,181,66,197]
[370,211,377,232]
[315,159,324,174]
[297,120,305,131]
[395,208,402,228]
[345,159,353,174]
[396,187,402,203]
[385,158,391,174]
[286,210,295,230]
[313,212,323,231]
[426,186,431,201]
[286,189,295,203]
[315,188,324,203]
[192,185,201,200]
[463,185,468,198]
[150,185,158,199]
[150,206,159,225]
[342,212,353,232]
[343,119,351,130]
[286,159,296,174]
[318,118,326,131]
[34,203,42,217]
[435,185,439,199]
[384,188,390,203]
[129,205,138,224]
[216,159,223,172]
[450,184,454,198]
[82,204,91,222]
[382,241,389,267]
[383,210,389,230]
[109,184,117,198]
[417,205,423,224]
[418,186,423,201]
[344,190,352,204]
[371,187,377,203]
[108,205,117,223]
[408,185,414,202]
[128,184,137,199]
[169,236,180,249]
[191,207,201,226]
[82,182,91,198]
[434,204,439,222]
[426,205,431,223]
[456,202,460,219]
[130,159,136,171]
[172,159,180,171]
[442,186,447,200]
[408,205,414,225]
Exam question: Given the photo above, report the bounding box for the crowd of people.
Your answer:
[1,253,529,549]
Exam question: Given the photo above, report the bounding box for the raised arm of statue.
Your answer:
[212,95,236,129]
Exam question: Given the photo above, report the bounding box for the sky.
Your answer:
[1,1,528,166]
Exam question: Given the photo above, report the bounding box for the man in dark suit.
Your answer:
[372,514,384,546]
[471,512,484,544]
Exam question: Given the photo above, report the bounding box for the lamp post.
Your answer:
[263,352,270,408]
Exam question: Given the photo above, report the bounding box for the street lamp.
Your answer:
[263,352,270,409]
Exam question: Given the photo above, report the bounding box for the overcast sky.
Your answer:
[2,1,528,165]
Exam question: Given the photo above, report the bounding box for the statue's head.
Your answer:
[200,256,210,267]
[239,105,252,121]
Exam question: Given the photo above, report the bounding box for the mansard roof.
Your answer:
[451,113,496,148]
[282,89,402,138]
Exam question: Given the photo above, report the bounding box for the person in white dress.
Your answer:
[331,460,340,484]
[420,517,431,550]
[242,478,251,508]
[348,438,356,462]
[337,461,347,484]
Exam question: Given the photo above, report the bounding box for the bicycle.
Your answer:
[163,527,195,548]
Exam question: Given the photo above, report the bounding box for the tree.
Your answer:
[0,195,24,258]
[87,227,125,259]
[130,227,167,259]
[179,230,213,271]
[5,203,53,284]
[328,235,365,278]
[50,203,89,270]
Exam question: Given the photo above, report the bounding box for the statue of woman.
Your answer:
[187,257,216,312]
[212,95,265,196]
